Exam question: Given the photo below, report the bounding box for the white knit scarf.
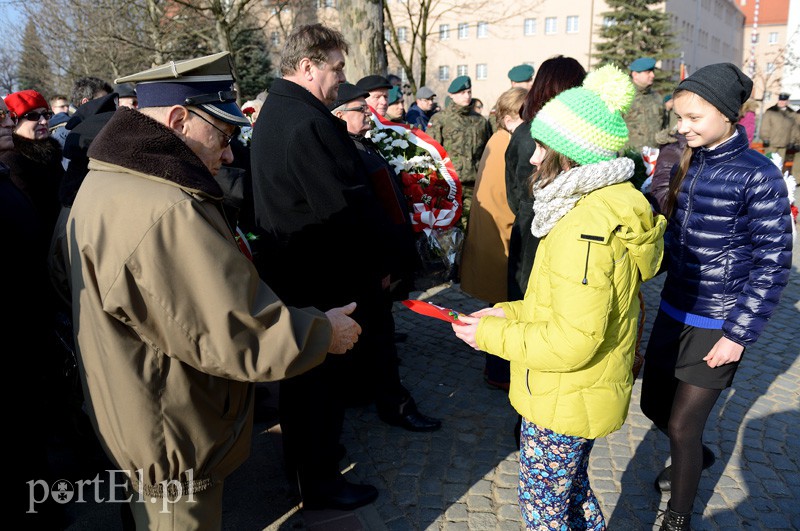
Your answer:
[530,157,634,237]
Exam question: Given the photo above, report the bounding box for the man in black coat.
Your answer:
[250,23,413,512]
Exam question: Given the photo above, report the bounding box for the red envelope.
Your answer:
[401,300,465,325]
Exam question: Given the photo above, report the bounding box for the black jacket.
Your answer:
[504,121,540,300]
[250,78,393,312]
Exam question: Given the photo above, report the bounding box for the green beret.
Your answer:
[388,86,403,105]
[629,57,657,72]
[448,75,471,94]
[508,64,534,82]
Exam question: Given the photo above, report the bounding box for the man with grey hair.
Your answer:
[66,51,361,528]
[251,23,397,511]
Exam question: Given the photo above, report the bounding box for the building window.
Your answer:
[438,66,450,81]
[270,31,280,46]
[602,16,615,27]
[524,18,536,36]
[476,64,487,80]
[457,64,468,76]
[768,32,778,44]
[458,23,469,39]
[439,24,450,40]
[397,27,407,42]
[317,0,335,7]
[566,16,579,33]
[477,21,488,38]
[545,17,557,34]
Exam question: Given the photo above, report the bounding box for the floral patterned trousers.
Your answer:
[518,419,605,530]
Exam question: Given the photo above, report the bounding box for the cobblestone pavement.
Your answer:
[64,220,799,531]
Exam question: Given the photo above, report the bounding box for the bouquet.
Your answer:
[366,111,464,288]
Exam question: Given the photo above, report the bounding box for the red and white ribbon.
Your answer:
[369,110,462,231]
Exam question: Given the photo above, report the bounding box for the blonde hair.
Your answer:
[493,87,527,131]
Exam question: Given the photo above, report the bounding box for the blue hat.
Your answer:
[508,64,534,82]
[387,86,403,105]
[448,75,471,94]
[663,94,673,103]
[629,57,657,72]
[115,51,249,127]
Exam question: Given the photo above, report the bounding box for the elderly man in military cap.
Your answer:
[427,74,492,229]
[406,86,438,130]
[761,92,798,177]
[624,57,663,152]
[508,64,535,91]
[66,50,361,528]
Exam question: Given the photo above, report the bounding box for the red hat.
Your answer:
[4,90,50,116]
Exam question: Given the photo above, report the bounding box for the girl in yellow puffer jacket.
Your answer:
[452,65,666,530]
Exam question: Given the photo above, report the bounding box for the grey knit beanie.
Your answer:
[675,63,753,121]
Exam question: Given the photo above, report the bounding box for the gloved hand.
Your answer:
[325,302,362,354]
[787,143,799,152]
[762,140,770,148]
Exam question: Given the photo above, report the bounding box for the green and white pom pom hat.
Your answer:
[530,64,635,166]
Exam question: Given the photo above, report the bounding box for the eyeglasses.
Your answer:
[0,109,18,123]
[186,109,235,147]
[340,105,370,114]
[20,110,55,122]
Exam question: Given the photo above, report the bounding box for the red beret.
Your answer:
[4,90,50,116]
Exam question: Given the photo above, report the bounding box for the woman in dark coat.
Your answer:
[505,56,585,300]
[1,90,63,230]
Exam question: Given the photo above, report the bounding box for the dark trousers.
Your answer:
[279,359,345,487]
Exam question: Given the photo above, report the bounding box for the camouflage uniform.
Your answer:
[427,102,492,228]
[625,86,662,152]
[760,105,799,178]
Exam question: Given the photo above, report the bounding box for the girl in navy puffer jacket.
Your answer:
[641,63,793,530]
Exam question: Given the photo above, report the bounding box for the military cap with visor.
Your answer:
[115,51,249,127]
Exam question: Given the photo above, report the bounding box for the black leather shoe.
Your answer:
[301,476,378,511]
[377,396,442,432]
[388,409,442,432]
[655,445,716,493]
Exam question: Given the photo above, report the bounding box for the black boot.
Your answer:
[655,444,715,493]
[377,395,441,432]
[659,502,691,530]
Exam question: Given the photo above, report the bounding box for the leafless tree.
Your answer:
[383,0,518,93]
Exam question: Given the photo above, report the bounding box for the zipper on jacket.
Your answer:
[582,241,591,285]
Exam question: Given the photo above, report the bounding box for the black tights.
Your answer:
[665,382,722,513]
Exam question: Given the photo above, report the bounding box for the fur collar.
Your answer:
[10,135,63,167]
[88,107,223,198]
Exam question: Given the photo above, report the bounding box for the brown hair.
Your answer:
[530,146,578,190]
[280,24,349,76]
[493,87,527,131]
[663,89,737,217]
[520,56,586,122]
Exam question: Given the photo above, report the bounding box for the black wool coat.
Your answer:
[250,78,393,313]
